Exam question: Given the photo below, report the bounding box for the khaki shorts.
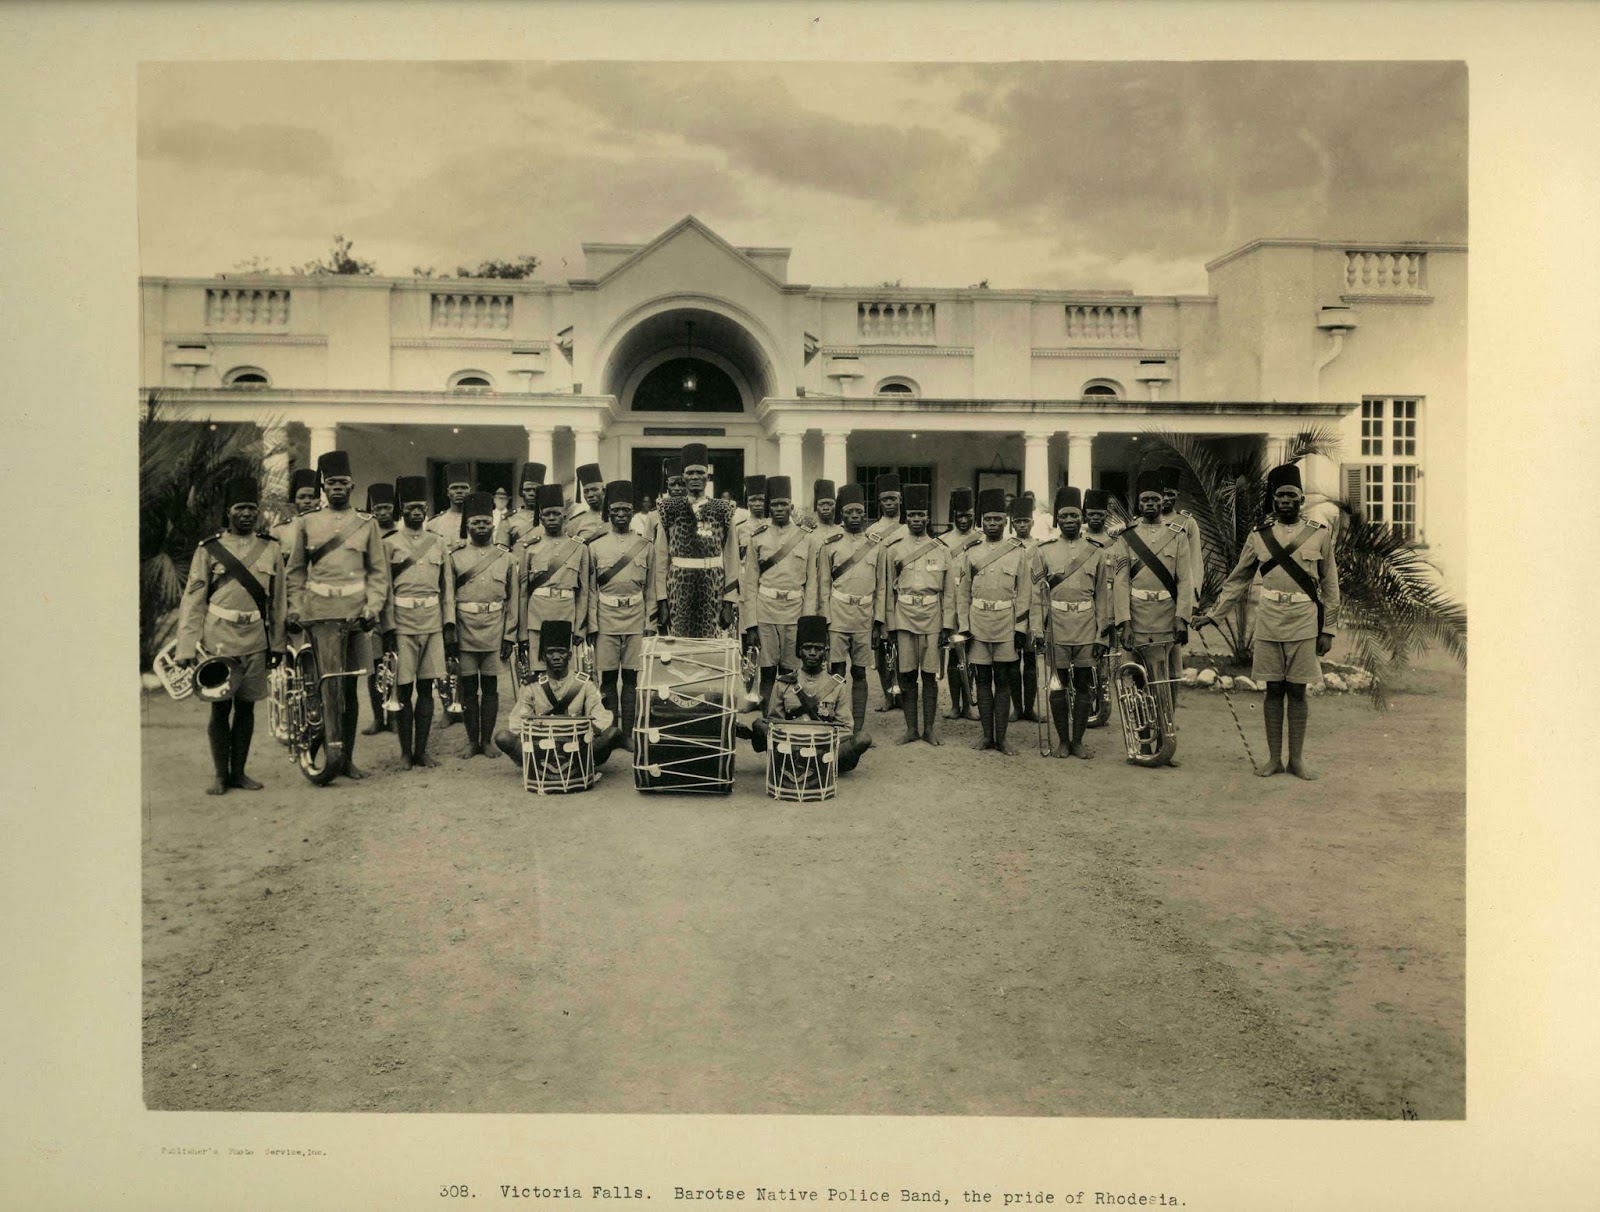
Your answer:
[1253,637,1322,684]
[758,621,799,669]
[596,632,643,672]
[967,636,1018,665]
[228,650,270,702]
[894,630,942,675]
[395,631,446,684]
[1050,642,1097,669]
[457,647,504,677]
[308,621,368,679]
[830,629,871,668]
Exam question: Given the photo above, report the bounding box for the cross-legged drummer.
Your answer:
[587,480,657,751]
[749,614,870,774]
[814,481,884,748]
[939,487,982,719]
[381,475,456,769]
[1031,486,1122,759]
[956,488,1032,756]
[495,619,623,769]
[741,475,816,706]
[880,483,957,745]
[1194,462,1340,780]
[516,482,592,678]
[449,490,517,759]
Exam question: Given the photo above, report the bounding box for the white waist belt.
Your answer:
[458,600,504,615]
[831,589,872,606]
[208,604,261,623]
[1131,588,1172,602]
[758,585,801,601]
[674,556,719,570]
[530,586,574,599]
[393,593,439,608]
[973,597,1013,611]
[1050,599,1094,614]
[307,581,364,599]
[1261,589,1312,603]
[898,591,938,606]
[599,592,642,607]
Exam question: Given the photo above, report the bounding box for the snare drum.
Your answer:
[520,717,596,794]
[765,720,847,803]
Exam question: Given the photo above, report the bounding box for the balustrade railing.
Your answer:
[1344,250,1426,293]
[858,301,935,342]
[431,292,513,330]
[1065,304,1140,344]
[206,288,290,327]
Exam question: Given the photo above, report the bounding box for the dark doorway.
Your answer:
[631,447,746,513]
[631,357,743,413]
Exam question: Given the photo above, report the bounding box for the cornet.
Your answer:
[376,650,401,712]
[880,632,902,707]
[443,652,465,714]
[740,640,762,706]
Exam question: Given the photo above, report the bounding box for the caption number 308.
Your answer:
[441,1185,472,1198]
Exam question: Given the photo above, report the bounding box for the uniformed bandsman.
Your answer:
[939,487,982,719]
[1113,469,1193,763]
[741,475,816,704]
[735,475,768,561]
[1008,492,1042,723]
[1194,463,1340,780]
[379,476,456,769]
[586,480,657,750]
[565,463,609,544]
[361,481,400,736]
[497,461,547,549]
[865,473,909,710]
[494,619,624,771]
[956,487,1033,756]
[516,482,592,673]
[814,481,883,745]
[1082,488,1118,548]
[174,476,287,795]
[1160,465,1205,714]
[749,614,870,774]
[879,483,958,745]
[654,443,740,636]
[1030,486,1122,759]
[807,479,840,544]
[449,491,517,760]
[426,462,472,542]
[285,450,389,780]
[272,467,322,556]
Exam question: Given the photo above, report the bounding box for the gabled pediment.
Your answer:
[578,216,790,289]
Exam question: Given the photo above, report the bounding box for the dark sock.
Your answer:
[414,682,435,761]
[460,674,481,747]
[994,662,1016,749]
[397,684,415,760]
[975,665,995,744]
[341,686,360,768]
[1048,686,1071,749]
[1071,668,1093,745]
[207,703,231,783]
[920,673,938,735]
[899,672,919,736]
[1286,684,1308,765]
[760,666,777,708]
[1264,684,1286,765]
[229,700,257,783]
[480,676,500,746]
[852,667,870,736]
[618,671,637,741]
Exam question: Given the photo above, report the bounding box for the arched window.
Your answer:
[875,377,919,397]
[223,365,271,388]
[1081,378,1123,399]
[449,370,494,391]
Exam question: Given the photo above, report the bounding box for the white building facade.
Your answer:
[141,216,1465,588]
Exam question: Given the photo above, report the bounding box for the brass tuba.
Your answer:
[1114,646,1177,768]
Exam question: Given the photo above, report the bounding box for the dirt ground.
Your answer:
[141,656,1463,1118]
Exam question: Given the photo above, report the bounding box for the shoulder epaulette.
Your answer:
[823,531,844,545]
[1180,508,1194,518]
[583,531,605,545]
[752,523,769,538]
[1305,518,1327,529]
[1167,522,1186,534]
[495,542,511,551]
[831,673,846,685]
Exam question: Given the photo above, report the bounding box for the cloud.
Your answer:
[141,120,343,181]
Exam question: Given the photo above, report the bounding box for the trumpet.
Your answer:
[376,649,401,712]
[1114,646,1177,768]
[574,636,596,683]
[880,631,902,707]
[740,640,762,706]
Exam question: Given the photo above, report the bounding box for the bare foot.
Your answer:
[1256,759,1284,777]
[480,743,499,760]
[973,738,993,752]
[995,742,1019,756]
[1070,742,1092,760]
[897,729,921,745]
[921,732,942,746]
[1164,756,1181,768]
[1287,759,1319,781]
[400,755,415,771]
[229,773,264,790]
[1054,746,1073,759]
[343,762,366,780]
[360,722,385,736]
[205,778,228,796]
[412,753,436,769]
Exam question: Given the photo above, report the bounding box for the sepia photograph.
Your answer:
[134,59,1468,1119]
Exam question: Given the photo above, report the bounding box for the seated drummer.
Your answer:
[493,619,623,768]
[749,614,870,774]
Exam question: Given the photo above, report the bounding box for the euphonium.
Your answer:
[1114,648,1177,768]
[153,639,220,701]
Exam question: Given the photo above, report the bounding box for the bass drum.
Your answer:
[633,635,739,794]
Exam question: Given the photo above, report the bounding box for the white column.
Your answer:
[525,425,554,472]
[1023,430,1052,506]
[1066,431,1096,490]
[572,427,601,475]
[1263,434,1290,467]
[308,424,338,467]
[822,429,850,488]
[261,424,291,506]
[776,429,804,487]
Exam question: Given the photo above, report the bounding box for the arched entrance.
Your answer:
[600,305,778,412]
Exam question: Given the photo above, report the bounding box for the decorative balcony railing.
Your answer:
[1344,250,1426,293]
[206,288,290,327]
[431,292,513,330]
[1065,304,1140,344]
[858,301,935,343]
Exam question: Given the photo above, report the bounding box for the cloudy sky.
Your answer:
[139,60,1465,295]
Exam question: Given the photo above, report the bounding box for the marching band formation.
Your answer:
[160,442,1340,800]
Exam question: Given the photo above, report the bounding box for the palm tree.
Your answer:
[139,393,276,668]
[1135,427,1465,707]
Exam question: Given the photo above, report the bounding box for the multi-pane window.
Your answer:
[855,464,933,520]
[1352,397,1422,541]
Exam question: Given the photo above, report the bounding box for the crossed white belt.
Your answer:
[208,604,261,623]
[1261,589,1311,603]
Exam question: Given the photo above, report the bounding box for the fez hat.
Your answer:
[520,461,546,486]
[395,475,429,504]
[835,482,865,509]
[1159,466,1182,492]
[539,619,574,651]
[1135,469,1165,499]
[949,487,974,514]
[661,455,683,478]
[903,483,930,512]
[576,462,603,486]
[289,468,321,496]
[680,442,709,471]
[766,475,793,502]
[316,450,352,479]
[1266,463,1304,495]
[1009,493,1033,521]
[1055,486,1083,513]
[463,491,496,520]
[603,480,635,508]
[444,462,471,488]
[874,472,902,496]
[812,478,836,504]
[535,483,565,511]
[796,615,830,648]
[743,474,768,499]
[977,487,1008,516]
[1083,488,1109,511]
[223,477,259,510]
[365,482,396,510]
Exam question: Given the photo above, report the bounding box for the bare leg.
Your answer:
[1285,682,1317,780]
[206,701,231,795]
[1259,681,1286,776]
[228,699,262,788]
[412,678,437,767]
[479,675,500,758]
[993,661,1019,755]
[920,671,940,743]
